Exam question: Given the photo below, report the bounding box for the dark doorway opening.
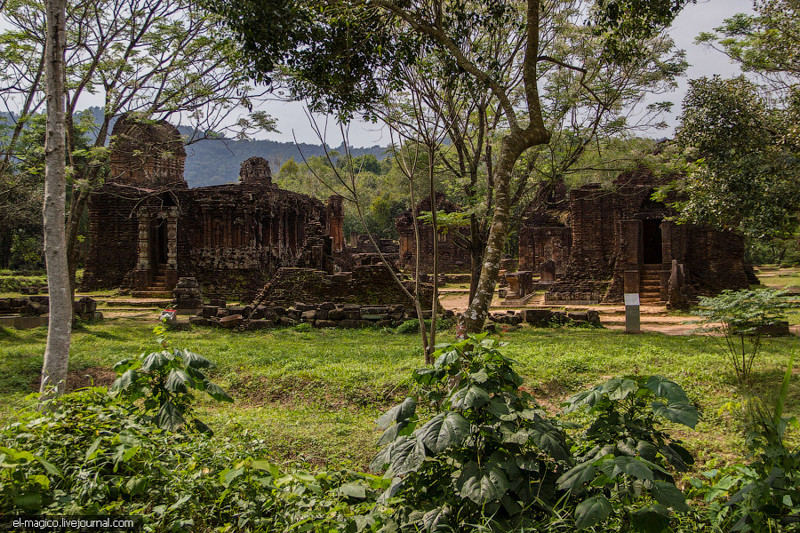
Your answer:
[149,218,168,271]
[642,219,662,264]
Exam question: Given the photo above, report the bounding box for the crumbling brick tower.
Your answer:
[83,116,339,300]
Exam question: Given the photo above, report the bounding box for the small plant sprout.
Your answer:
[693,289,796,385]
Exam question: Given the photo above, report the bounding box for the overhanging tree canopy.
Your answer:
[204,0,693,333]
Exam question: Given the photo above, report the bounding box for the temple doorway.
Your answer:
[148,217,169,273]
[642,218,663,265]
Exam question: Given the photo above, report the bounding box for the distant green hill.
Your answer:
[183,137,387,188]
[1,107,387,188]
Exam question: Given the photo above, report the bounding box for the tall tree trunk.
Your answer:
[457,135,528,335]
[40,0,70,400]
[427,145,437,361]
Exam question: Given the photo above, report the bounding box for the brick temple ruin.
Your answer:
[396,193,472,274]
[82,115,345,299]
[518,167,752,305]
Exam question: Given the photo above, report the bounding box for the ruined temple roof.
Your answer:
[111,114,186,159]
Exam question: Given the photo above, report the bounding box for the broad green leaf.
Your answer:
[449,385,490,410]
[181,349,213,369]
[637,440,658,461]
[155,401,185,431]
[600,456,654,481]
[417,412,469,454]
[84,437,103,462]
[376,397,417,430]
[557,462,598,492]
[631,504,671,533]
[36,458,61,477]
[651,401,699,428]
[603,377,638,400]
[564,389,604,412]
[13,492,42,511]
[141,351,170,373]
[529,421,569,460]
[165,369,193,393]
[413,367,443,385]
[659,443,694,471]
[370,443,392,472]
[377,421,408,446]
[388,437,426,475]
[110,369,138,393]
[575,495,612,530]
[515,453,541,472]
[222,467,244,488]
[125,476,147,496]
[645,376,690,403]
[205,382,234,403]
[456,461,509,504]
[651,480,690,512]
[251,460,274,472]
[113,358,136,373]
[469,369,489,383]
[421,506,450,531]
[339,483,367,499]
[487,399,511,418]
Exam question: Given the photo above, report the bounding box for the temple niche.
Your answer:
[519,167,751,305]
[82,115,345,300]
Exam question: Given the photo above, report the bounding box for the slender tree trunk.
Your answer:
[40,0,70,400]
[457,135,528,335]
[428,145,437,361]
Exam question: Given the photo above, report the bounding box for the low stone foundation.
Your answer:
[187,301,446,330]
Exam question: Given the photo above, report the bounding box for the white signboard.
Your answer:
[624,293,640,306]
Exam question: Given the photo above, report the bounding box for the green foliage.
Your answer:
[109,338,233,434]
[0,389,392,531]
[372,334,570,528]
[695,0,799,85]
[693,289,796,384]
[395,318,452,335]
[674,76,800,238]
[372,336,696,531]
[691,359,800,532]
[560,376,698,531]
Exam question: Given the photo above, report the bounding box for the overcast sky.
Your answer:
[263,0,755,147]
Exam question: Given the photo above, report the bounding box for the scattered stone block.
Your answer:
[219,314,242,328]
[201,306,218,318]
[246,319,275,330]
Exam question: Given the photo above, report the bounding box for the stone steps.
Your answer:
[129,290,173,299]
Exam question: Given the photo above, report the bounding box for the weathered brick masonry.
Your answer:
[519,167,750,304]
[82,116,344,300]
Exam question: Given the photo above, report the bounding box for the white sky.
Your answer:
[1,0,754,147]
[262,0,755,147]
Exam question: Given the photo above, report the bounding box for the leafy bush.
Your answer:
[692,359,800,532]
[371,336,697,532]
[371,334,570,529]
[110,347,233,433]
[559,376,699,531]
[0,389,391,531]
[693,289,795,384]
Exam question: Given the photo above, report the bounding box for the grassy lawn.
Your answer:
[2,318,799,476]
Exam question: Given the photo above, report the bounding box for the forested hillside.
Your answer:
[79,107,388,188]
[183,138,387,188]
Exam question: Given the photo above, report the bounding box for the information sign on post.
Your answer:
[624,293,640,333]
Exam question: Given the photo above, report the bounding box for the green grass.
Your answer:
[2,319,799,472]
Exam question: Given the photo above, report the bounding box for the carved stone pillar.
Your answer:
[134,210,151,289]
[165,207,179,289]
